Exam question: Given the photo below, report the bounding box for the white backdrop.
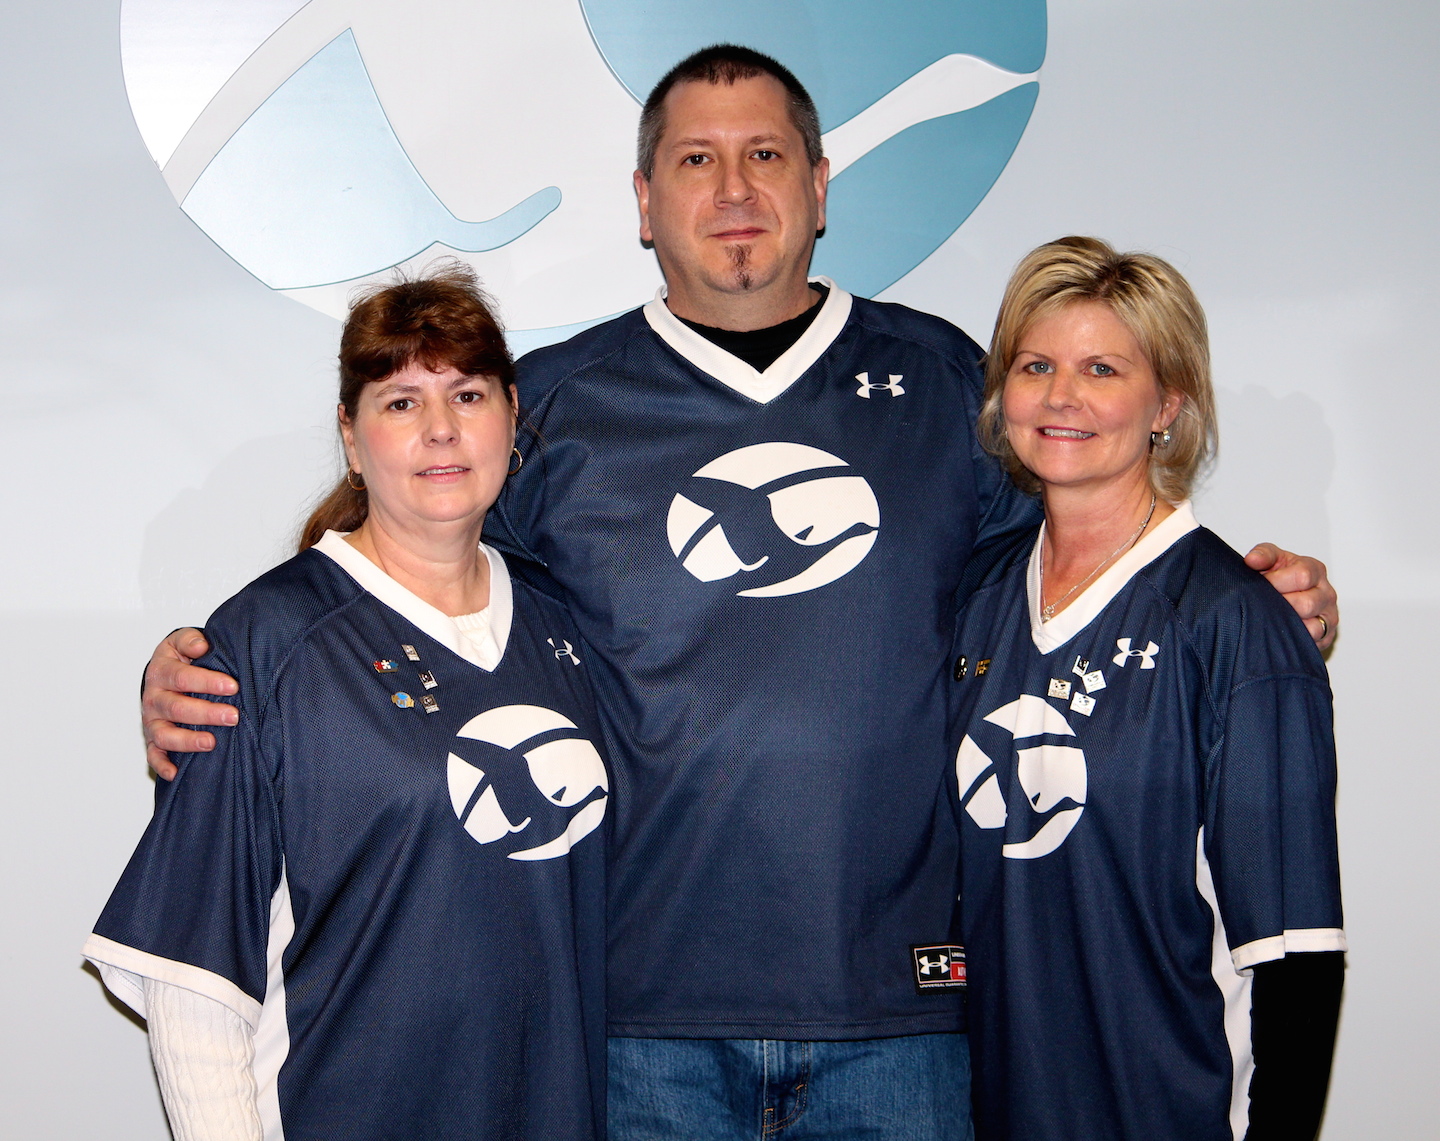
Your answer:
[2,1,1435,1136]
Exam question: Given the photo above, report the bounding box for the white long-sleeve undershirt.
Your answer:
[142,977,263,1141]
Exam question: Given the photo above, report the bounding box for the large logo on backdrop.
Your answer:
[667,443,880,597]
[120,1,1046,350]
[446,704,608,860]
[957,695,1087,859]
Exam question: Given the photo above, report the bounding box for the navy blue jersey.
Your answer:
[86,536,607,1141]
[948,504,1344,1141]
[486,282,1038,1038]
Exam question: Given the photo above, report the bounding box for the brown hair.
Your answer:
[978,236,1217,502]
[299,263,516,551]
[636,44,823,180]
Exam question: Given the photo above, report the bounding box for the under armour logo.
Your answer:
[1112,638,1160,669]
[911,943,966,991]
[855,371,905,399]
[547,638,580,665]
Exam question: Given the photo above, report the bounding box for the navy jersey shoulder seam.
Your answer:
[956,547,1030,620]
[499,315,650,563]
[1229,671,1333,699]
[844,297,985,362]
[520,311,650,420]
[1129,565,1226,726]
[241,588,375,726]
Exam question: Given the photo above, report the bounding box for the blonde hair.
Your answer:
[978,236,1217,501]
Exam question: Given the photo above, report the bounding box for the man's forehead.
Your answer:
[658,74,798,142]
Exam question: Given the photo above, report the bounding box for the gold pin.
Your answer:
[1070,692,1095,717]
[953,655,968,680]
[975,658,991,676]
[391,692,415,709]
[373,659,399,673]
[401,644,420,662]
[420,694,440,714]
[1048,678,1071,700]
[1082,670,1107,693]
[418,670,437,690]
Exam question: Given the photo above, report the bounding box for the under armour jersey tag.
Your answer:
[911,944,966,993]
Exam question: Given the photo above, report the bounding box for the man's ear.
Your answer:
[812,156,830,233]
[633,170,652,244]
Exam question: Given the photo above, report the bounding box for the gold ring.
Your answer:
[1317,614,1329,641]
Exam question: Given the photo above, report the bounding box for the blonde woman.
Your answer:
[950,237,1344,1141]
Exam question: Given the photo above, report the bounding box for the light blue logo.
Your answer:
[121,1,1045,351]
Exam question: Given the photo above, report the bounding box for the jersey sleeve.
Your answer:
[84,646,282,1030]
[1205,671,1345,973]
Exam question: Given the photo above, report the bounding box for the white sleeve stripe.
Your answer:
[1231,928,1348,972]
[83,933,264,1029]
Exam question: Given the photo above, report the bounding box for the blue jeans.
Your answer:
[608,1033,973,1140]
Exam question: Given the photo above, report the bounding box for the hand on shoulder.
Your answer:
[142,628,239,781]
[1244,543,1338,651]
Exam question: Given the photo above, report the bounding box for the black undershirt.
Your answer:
[677,284,830,372]
[1245,951,1345,1140]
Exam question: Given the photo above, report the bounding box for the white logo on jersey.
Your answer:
[956,695,1087,859]
[665,442,880,598]
[546,637,580,665]
[854,372,906,399]
[446,705,607,860]
[1112,638,1160,669]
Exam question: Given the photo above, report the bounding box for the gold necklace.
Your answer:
[1040,493,1157,622]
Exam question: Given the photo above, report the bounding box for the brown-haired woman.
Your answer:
[951,237,1344,1141]
[84,265,608,1141]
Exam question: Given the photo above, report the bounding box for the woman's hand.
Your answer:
[143,629,239,780]
[1244,544,1338,651]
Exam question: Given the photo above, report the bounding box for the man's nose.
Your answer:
[716,157,757,205]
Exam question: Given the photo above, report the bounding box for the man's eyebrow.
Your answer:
[668,134,790,150]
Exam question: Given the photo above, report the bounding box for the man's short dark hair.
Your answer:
[636,44,824,180]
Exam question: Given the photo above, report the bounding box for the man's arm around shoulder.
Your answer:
[143,629,238,781]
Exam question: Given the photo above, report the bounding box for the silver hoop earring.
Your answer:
[508,447,524,475]
[347,469,366,491]
[1150,428,1173,450]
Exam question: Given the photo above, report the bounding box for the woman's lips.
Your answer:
[417,465,469,480]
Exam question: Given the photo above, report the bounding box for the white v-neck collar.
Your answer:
[1027,500,1199,654]
[643,276,853,404]
[314,530,513,672]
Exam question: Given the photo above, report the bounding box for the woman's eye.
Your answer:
[1090,363,1115,377]
[683,153,708,166]
[1023,361,1052,374]
[388,398,414,411]
[455,390,482,404]
[753,150,778,161]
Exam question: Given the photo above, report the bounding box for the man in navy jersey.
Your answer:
[140,46,1338,1139]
